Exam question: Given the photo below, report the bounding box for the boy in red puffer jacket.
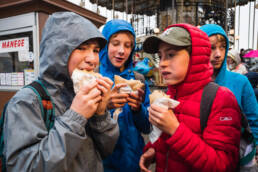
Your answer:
[139,24,241,172]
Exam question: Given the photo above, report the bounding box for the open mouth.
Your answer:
[161,71,171,78]
[115,57,124,62]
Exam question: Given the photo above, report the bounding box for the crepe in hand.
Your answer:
[114,75,144,93]
[71,68,102,93]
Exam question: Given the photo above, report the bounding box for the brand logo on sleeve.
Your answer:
[220,116,232,121]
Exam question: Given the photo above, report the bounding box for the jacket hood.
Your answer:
[39,12,106,107]
[167,24,212,98]
[200,24,229,84]
[228,49,241,65]
[99,19,136,81]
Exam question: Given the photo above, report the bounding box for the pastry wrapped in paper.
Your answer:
[114,75,144,94]
[71,68,104,113]
[149,90,180,143]
[71,68,101,93]
[113,75,145,121]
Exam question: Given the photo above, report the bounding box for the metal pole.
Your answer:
[196,2,198,26]
[126,0,128,21]
[234,0,236,49]
[253,1,256,49]
[96,0,98,14]
[171,0,174,24]
[248,1,251,48]
[112,0,115,19]
[238,4,240,50]
[225,0,228,33]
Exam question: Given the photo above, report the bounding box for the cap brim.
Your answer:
[143,36,162,54]
[95,37,107,50]
[87,37,107,51]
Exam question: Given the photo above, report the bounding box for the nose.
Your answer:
[159,57,167,69]
[118,45,125,55]
[84,52,98,71]
[214,48,221,59]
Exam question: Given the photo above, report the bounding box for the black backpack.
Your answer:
[200,82,257,171]
[0,80,55,172]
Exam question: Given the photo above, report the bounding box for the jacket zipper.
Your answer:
[164,150,169,172]
[165,89,176,172]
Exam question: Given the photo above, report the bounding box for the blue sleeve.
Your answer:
[132,80,151,134]
[241,78,258,144]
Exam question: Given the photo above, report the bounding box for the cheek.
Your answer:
[108,45,116,56]
[68,54,83,76]
[124,48,132,59]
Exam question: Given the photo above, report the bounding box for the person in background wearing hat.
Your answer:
[99,20,151,172]
[200,24,258,145]
[2,12,119,171]
[139,24,241,172]
[227,49,248,75]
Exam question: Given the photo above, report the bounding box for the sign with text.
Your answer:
[0,37,29,53]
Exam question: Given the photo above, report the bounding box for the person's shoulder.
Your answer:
[214,86,238,108]
[227,70,249,83]
[9,86,39,105]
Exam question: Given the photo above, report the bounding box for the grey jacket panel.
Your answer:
[3,12,118,172]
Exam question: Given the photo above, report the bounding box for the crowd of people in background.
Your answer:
[1,11,258,172]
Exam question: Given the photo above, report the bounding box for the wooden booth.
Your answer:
[0,0,106,112]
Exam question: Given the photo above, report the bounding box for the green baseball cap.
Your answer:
[143,27,191,54]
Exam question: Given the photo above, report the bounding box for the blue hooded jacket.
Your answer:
[99,19,151,172]
[200,24,258,144]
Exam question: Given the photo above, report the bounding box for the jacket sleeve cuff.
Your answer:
[143,142,154,153]
[165,123,186,146]
[62,109,87,127]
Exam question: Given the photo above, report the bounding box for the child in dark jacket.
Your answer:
[139,24,241,172]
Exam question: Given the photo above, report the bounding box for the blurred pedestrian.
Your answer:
[227,49,248,74]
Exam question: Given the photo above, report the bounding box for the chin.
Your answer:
[164,79,182,86]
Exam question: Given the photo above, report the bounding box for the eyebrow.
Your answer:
[81,43,100,48]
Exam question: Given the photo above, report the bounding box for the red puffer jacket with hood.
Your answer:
[144,24,241,172]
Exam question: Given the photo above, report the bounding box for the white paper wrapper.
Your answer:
[149,98,180,143]
[71,69,98,93]
[113,84,139,121]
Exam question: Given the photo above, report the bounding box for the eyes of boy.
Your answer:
[158,50,176,59]
[111,40,132,49]
[211,45,226,51]
[76,45,100,53]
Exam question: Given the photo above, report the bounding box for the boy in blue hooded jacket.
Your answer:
[200,24,258,144]
[99,19,152,172]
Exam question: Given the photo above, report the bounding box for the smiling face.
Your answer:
[108,31,134,69]
[158,42,190,86]
[68,40,100,76]
[209,35,226,71]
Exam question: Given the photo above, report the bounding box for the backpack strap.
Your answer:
[25,80,55,131]
[0,102,9,172]
[200,82,219,132]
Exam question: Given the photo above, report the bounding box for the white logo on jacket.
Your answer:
[220,117,232,121]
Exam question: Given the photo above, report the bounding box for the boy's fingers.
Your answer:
[99,76,113,86]
[112,83,127,93]
[80,81,97,94]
